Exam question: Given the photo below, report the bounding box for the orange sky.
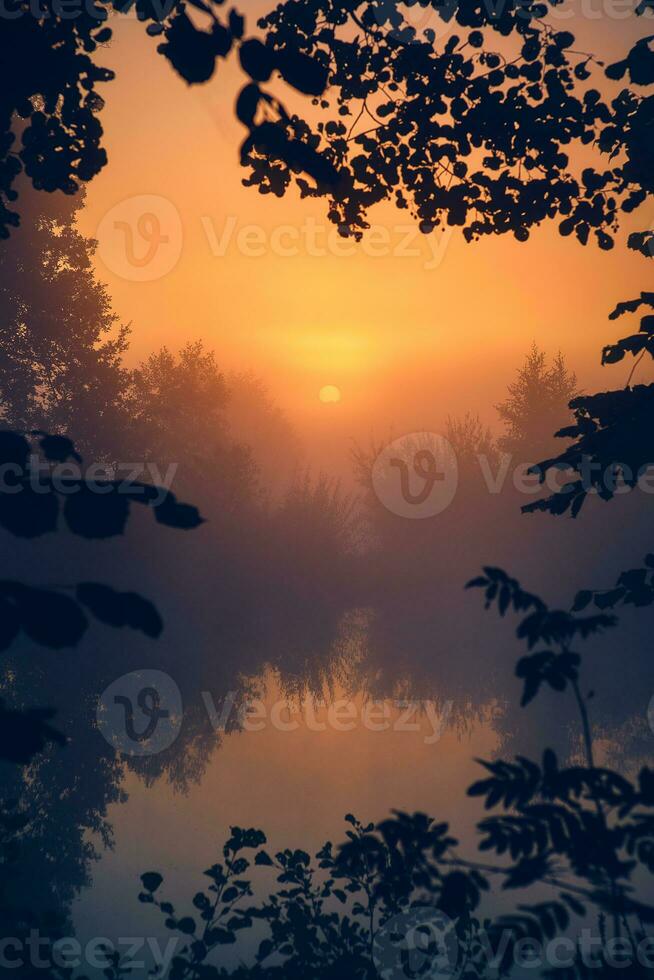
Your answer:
[76,9,654,469]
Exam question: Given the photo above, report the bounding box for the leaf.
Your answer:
[628,231,654,258]
[177,917,196,935]
[560,892,585,916]
[19,589,88,649]
[609,292,654,320]
[229,9,244,37]
[0,431,29,468]
[275,49,328,96]
[503,856,549,889]
[605,58,627,81]
[258,939,273,960]
[189,940,207,960]
[553,30,574,48]
[521,674,541,708]
[153,491,205,530]
[239,39,274,82]
[158,13,221,85]
[572,590,592,612]
[63,487,129,538]
[593,588,625,610]
[0,488,58,538]
[33,433,81,463]
[76,583,163,638]
[203,863,225,882]
[254,850,274,866]
[624,36,654,85]
[140,872,163,893]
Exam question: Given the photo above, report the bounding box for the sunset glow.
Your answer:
[78,16,654,472]
[319,384,341,404]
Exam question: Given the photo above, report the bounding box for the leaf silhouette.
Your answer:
[76,583,163,638]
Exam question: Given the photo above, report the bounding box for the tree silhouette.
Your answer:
[125,342,248,498]
[0,197,300,511]
[129,343,229,455]
[0,187,131,458]
[496,345,578,460]
[446,411,497,471]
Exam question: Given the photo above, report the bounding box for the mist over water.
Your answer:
[3,9,654,972]
[3,274,652,959]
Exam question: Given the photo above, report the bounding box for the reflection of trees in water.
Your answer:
[357,473,654,764]
[5,449,652,933]
[0,470,367,930]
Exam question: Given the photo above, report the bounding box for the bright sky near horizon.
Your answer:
[76,8,654,467]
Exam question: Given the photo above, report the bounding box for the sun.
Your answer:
[319,385,342,404]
